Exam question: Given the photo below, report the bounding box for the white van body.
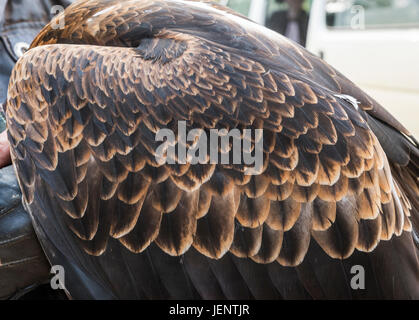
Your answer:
[224,0,419,137]
[307,0,419,137]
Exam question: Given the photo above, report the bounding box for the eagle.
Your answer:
[5,0,419,299]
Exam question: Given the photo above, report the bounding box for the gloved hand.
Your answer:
[0,106,11,169]
[0,130,11,169]
[0,165,51,299]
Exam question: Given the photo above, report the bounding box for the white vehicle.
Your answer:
[307,0,419,137]
[223,0,419,137]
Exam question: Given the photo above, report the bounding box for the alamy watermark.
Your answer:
[50,265,66,290]
[350,265,365,290]
[155,121,264,175]
[51,5,65,30]
[350,5,366,30]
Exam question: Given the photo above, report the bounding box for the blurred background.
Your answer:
[217,0,419,138]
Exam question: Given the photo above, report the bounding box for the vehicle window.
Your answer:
[225,0,253,16]
[266,0,288,21]
[266,0,312,20]
[265,0,312,22]
[326,0,419,29]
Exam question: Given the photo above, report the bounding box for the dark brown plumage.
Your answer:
[5,0,419,299]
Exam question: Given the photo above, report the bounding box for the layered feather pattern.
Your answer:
[6,0,419,299]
